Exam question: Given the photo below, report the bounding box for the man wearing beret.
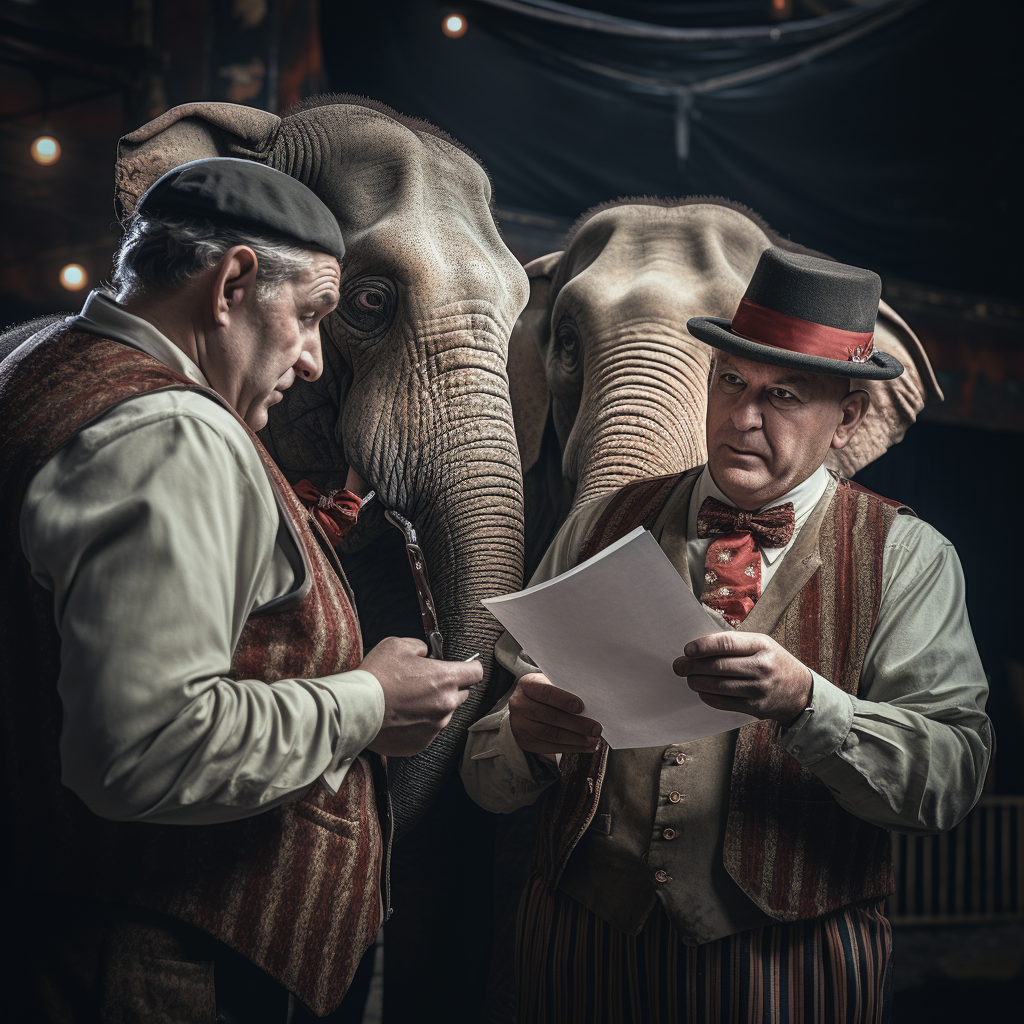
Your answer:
[1,158,481,1022]
[462,249,992,1023]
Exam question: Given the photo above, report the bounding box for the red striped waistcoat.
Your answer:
[0,325,387,1016]
[533,470,903,923]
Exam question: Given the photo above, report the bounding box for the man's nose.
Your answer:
[731,396,762,431]
[296,336,323,382]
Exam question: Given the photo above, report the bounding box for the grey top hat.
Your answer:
[135,157,345,263]
[687,248,903,380]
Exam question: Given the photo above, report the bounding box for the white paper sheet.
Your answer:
[482,527,754,749]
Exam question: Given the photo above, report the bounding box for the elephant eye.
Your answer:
[336,276,397,338]
[554,317,582,372]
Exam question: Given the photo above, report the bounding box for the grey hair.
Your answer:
[112,212,327,302]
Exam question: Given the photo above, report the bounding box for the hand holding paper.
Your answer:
[482,527,755,750]
[508,674,602,758]
[674,631,814,727]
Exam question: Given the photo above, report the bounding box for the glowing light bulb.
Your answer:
[60,264,87,291]
[442,13,467,38]
[31,135,61,165]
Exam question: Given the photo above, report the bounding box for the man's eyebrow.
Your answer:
[715,361,806,387]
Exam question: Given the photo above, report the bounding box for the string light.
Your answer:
[442,13,467,38]
[31,135,61,165]
[60,264,87,291]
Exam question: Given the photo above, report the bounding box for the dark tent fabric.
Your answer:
[323,0,1019,299]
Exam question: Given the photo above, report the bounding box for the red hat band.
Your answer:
[731,298,874,364]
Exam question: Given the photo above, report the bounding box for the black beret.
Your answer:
[135,157,344,262]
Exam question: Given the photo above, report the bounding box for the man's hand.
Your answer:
[509,673,602,759]
[359,637,482,756]
[673,632,813,727]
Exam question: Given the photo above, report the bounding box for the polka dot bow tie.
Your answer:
[696,496,796,626]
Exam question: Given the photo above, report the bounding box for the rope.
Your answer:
[501,0,927,97]
[474,0,912,43]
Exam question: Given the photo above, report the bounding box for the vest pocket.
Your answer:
[293,801,359,839]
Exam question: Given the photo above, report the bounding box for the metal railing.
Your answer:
[887,795,1024,925]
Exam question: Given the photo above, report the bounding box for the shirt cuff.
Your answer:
[319,669,386,795]
[467,706,558,784]
[781,671,855,766]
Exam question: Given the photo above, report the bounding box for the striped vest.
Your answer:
[533,470,902,923]
[0,325,387,1016]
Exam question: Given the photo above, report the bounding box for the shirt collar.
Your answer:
[76,289,209,387]
[689,461,832,564]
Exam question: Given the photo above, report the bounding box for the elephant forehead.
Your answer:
[277,105,493,238]
[276,105,527,316]
[562,203,772,292]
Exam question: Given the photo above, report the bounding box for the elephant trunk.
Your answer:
[418,466,523,665]
[382,365,525,836]
[566,335,711,508]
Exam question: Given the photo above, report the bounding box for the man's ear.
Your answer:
[508,252,562,475]
[825,301,942,475]
[116,102,281,223]
[831,388,871,451]
[211,246,259,326]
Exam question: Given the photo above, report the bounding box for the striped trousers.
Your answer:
[517,873,893,1024]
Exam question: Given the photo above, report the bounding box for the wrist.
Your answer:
[778,668,814,727]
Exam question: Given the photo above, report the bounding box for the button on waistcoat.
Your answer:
[0,326,387,1017]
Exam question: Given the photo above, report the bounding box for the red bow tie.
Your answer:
[293,479,363,546]
[696,495,796,548]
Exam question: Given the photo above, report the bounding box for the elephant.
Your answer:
[508,197,942,577]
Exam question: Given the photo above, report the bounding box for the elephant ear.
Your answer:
[826,300,943,477]
[509,251,561,475]
[115,102,281,223]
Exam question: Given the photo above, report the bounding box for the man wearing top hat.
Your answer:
[462,248,992,1023]
[0,158,481,1022]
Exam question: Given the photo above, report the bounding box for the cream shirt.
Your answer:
[461,466,992,837]
[18,291,384,825]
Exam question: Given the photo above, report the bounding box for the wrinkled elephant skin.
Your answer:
[510,199,941,575]
[116,100,530,830]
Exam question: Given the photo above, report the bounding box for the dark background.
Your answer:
[329,0,1018,298]
[2,0,1021,1013]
